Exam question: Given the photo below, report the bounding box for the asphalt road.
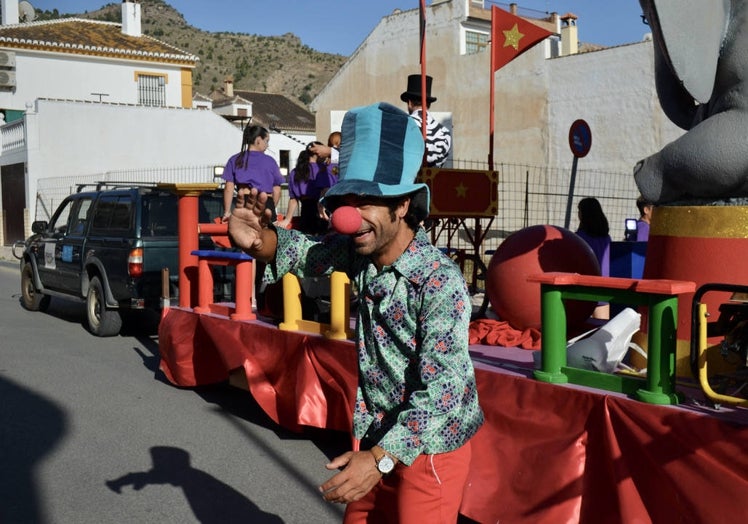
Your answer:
[0,260,348,524]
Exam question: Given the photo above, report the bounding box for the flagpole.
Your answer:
[419,0,428,144]
[489,23,495,171]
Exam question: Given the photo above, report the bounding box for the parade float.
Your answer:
[157,3,748,522]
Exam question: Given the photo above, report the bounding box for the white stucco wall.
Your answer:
[0,50,189,110]
[23,99,241,220]
[311,5,439,136]
[545,41,684,173]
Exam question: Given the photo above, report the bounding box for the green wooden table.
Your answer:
[528,272,695,405]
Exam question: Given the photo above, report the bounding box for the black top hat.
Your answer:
[400,74,437,104]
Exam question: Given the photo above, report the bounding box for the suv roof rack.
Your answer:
[75,181,159,193]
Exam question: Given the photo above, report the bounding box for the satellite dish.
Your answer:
[19,0,37,23]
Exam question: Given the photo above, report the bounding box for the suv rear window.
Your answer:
[140,191,224,237]
[91,195,133,233]
[143,195,178,237]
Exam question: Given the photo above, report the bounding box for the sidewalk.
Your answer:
[0,245,18,264]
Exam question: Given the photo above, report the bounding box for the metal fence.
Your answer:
[35,165,221,221]
[36,159,638,253]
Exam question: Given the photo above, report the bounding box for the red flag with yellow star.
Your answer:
[491,6,553,72]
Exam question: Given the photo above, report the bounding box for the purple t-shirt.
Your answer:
[576,230,611,277]
[288,163,334,200]
[327,162,340,186]
[222,150,283,193]
[636,220,650,242]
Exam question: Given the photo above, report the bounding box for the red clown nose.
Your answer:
[331,206,362,235]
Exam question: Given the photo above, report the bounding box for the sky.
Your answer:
[29,1,650,56]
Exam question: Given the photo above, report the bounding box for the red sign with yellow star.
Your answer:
[417,168,498,218]
[491,6,554,72]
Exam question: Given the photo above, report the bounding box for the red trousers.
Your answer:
[343,442,472,524]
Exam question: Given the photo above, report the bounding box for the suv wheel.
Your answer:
[21,262,50,312]
[86,276,122,337]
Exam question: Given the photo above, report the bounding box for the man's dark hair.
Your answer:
[636,196,654,216]
[384,196,421,231]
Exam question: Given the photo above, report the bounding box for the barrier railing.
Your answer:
[166,183,353,339]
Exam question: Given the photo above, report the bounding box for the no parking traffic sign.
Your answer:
[564,119,592,228]
[568,119,592,158]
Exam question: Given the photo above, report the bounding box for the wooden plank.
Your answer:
[528,272,695,295]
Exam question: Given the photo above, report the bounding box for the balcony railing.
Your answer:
[1,119,25,155]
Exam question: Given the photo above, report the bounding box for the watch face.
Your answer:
[377,455,395,474]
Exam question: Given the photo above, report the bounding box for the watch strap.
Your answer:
[370,446,386,463]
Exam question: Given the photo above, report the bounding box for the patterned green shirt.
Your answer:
[269,227,484,465]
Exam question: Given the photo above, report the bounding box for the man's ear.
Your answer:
[397,197,411,219]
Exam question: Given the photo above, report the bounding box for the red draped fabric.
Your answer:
[159,308,748,522]
[463,363,748,522]
[469,318,541,349]
[159,308,358,433]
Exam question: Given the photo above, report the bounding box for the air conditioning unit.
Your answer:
[0,71,16,87]
[0,51,16,68]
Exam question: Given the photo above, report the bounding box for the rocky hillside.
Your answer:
[35,0,347,107]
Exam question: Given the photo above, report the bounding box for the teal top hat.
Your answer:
[322,102,430,222]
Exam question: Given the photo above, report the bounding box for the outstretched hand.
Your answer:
[228,187,274,255]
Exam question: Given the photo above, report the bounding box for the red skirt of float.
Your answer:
[642,205,748,375]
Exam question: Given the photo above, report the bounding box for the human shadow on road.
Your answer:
[195,383,350,461]
[0,375,67,523]
[106,446,283,524]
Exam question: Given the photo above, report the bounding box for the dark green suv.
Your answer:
[16,183,226,336]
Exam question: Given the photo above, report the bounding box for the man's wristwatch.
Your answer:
[371,446,395,475]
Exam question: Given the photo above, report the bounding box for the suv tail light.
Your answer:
[128,248,144,277]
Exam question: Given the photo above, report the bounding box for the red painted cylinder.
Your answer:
[641,205,748,375]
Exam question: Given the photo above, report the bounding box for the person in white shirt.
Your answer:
[400,74,452,168]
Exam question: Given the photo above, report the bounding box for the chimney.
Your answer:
[551,12,560,35]
[224,77,234,98]
[560,13,579,56]
[1,0,19,25]
[121,0,142,37]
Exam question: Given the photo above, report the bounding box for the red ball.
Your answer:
[331,206,362,235]
[486,225,600,331]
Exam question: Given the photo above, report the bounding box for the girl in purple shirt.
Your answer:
[222,125,283,222]
[278,142,335,234]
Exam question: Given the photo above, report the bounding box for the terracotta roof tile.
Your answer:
[215,90,315,133]
[0,18,197,65]
[240,91,315,133]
